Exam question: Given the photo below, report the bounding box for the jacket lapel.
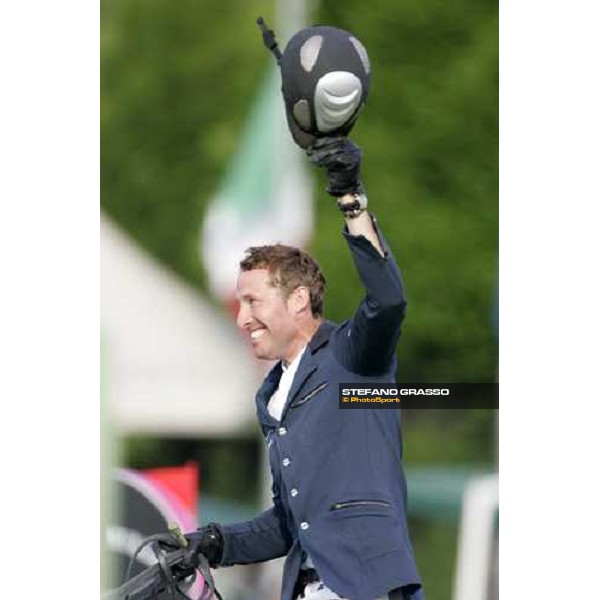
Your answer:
[280,320,336,421]
[283,358,318,418]
[255,362,283,430]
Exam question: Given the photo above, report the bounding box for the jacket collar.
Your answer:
[308,320,336,354]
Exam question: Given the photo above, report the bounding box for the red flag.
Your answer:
[143,461,199,520]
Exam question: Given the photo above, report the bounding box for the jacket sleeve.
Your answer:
[217,483,293,566]
[333,217,407,376]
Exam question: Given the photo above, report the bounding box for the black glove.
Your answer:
[306,137,365,197]
[183,523,224,569]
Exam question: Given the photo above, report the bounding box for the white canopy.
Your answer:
[100,214,261,436]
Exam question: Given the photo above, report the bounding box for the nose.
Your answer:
[236,302,251,330]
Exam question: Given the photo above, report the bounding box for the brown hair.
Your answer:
[240,244,326,316]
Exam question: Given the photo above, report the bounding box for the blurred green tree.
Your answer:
[102,0,275,287]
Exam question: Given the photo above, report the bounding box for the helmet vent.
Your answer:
[292,99,312,130]
[349,36,370,75]
[300,35,323,72]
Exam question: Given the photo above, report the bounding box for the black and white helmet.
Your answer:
[278,26,371,149]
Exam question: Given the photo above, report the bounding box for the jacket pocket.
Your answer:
[330,499,391,511]
[337,512,400,561]
[290,382,329,408]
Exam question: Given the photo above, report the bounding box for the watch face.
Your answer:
[356,193,368,209]
[341,193,367,208]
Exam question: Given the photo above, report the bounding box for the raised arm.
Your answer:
[337,215,407,375]
[307,137,407,375]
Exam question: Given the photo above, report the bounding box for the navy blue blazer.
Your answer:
[219,222,421,600]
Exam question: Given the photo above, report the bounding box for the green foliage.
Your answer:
[409,517,459,600]
[403,409,497,465]
[102,0,275,287]
[124,436,261,506]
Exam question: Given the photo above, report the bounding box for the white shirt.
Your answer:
[267,346,307,421]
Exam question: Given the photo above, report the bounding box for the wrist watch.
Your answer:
[337,192,368,219]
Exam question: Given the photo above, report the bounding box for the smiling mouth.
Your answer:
[250,328,267,341]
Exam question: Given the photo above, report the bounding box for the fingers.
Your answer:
[307,137,353,159]
[306,137,361,165]
[308,136,347,151]
[307,148,361,170]
[180,549,199,570]
[307,147,345,168]
[308,136,360,151]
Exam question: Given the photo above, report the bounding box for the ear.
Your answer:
[288,286,311,315]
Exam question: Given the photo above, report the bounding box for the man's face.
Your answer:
[236,269,299,361]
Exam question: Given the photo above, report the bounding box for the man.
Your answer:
[185,136,424,600]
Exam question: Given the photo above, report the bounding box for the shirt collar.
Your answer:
[282,345,307,372]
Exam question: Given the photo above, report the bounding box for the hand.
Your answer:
[182,523,224,569]
[306,137,365,197]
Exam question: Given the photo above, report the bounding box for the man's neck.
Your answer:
[282,318,323,366]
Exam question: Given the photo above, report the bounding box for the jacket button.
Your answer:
[300,521,309,530]
[282,458,291,467]
[278,427,287,436]
[290,488,298,497]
